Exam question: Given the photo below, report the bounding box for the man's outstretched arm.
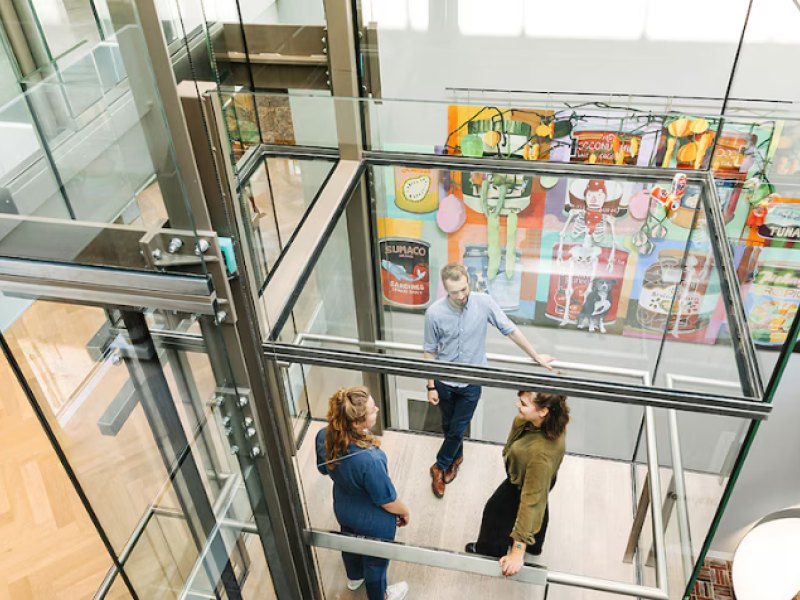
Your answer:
[507,329,554,370]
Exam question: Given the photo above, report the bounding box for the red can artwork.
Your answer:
[546,244,629,325]
[380,238,430,308]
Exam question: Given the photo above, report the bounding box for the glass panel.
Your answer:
[220,90,338,163]
[277,209,357,343]
[124,508,197,600]
[288,364,648,588]
[634,405,750,598]
[239,155,337,291]
[373,161,748,397]
[0,334,120,600]
[0,30,21,108]
[2,304,211,551]
[1,297,280,600]
[12,43,178,226]
[715,111,800,385]
[365,94,725,170]
[313,547,546,600]
[1,23,206,265]
[107,573,136,600]
[652,193,744,393]
[27,0,104,67]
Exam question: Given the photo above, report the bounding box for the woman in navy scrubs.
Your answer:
[316,387,410,600]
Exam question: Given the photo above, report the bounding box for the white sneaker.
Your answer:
[347,579,364,591]
[386,581,409,600]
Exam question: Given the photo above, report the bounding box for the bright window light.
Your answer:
[459,0,524,36]
[408,0,429,31]
[362,0,429,31]
[645,0,750,43]
[524,0,646,40]
[742,0,800,44]
[362,0,408,29]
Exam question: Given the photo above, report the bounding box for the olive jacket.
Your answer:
[503,416,566,545]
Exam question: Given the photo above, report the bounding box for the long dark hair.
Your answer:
[325,386,380,470]
[520,391,570,440]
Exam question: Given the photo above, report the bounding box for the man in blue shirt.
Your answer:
[424,262,554,498]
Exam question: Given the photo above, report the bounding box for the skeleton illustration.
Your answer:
[557,179,618,327]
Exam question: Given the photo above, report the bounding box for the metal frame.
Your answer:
[702,172,763,399]
[1,27,786,600]
[264,340,770,419]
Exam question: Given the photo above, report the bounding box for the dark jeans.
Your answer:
[434,382,482,471]
[340,525,390,600]
[475,477,556,558]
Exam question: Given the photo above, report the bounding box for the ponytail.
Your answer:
[325,386,380,470]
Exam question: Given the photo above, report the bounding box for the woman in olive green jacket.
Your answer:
[466,391,569,577]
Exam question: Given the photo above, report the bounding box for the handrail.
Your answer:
[291,332,651,380]
[645,407,669,594]
[663,373,726,581]
[303,529,667,600]
[212,520,668,600]
[668,409,694,581]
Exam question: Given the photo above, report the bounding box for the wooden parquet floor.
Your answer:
[0,314,131,600]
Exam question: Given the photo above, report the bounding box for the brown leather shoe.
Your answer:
[430,464,445,498]
[443,456,464,484]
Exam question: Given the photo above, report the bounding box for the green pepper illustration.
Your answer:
[506,210,518,279]
[487,181,506,281]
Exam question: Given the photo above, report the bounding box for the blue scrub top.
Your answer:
[316,427,398,538]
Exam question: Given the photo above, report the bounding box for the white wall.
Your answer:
[356,0,800,153]
[365,0,800,102]
[708,350,800,555]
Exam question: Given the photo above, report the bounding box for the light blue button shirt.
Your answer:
[423,292,517,387]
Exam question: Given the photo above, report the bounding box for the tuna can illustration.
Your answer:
[380,238,431,308]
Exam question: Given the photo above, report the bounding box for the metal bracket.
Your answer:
[139,227,235,322]
[211,386,264,458]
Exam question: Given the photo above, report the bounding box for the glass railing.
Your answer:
[256,159,755,402]
[236,153,337,292]
[709,107,800,379]
[268,356,753,600]
[0,34,173,227]
[223,91,800,395]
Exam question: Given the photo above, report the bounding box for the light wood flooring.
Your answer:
[0,302,252,600]
[0,154,315,600]
[0,303,134,600]
[296,420,725,600]
[297,421,636,600]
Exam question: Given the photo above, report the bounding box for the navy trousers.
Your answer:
[434,382,482,471]
[340,525,391,600]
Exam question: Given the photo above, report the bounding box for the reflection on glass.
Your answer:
[635,407,750,597]
[238,156,336,291]
[369,164,747,396]
[220,91,337,164]
[107,573,136,600]
[0,335,125,600]
[716,114,800,383]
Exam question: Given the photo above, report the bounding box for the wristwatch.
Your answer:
[427,386,436,392]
